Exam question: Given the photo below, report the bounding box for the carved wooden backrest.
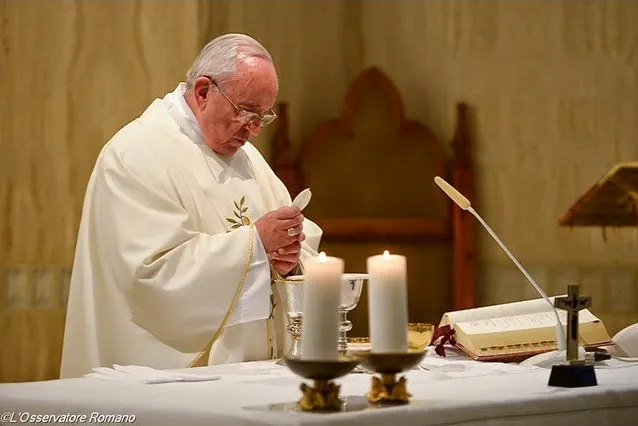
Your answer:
[271,67,475,333]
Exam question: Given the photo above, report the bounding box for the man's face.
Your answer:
[190,57,278,157]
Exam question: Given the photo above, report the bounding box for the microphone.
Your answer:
[434,176,567,358]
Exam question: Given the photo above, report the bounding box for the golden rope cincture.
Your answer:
[188,225,255,368]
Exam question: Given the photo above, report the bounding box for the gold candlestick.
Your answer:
[356,348,426,405]
[283,355,359,412]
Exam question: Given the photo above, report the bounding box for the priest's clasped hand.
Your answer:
[255,206,306,275]
[269,240,303,275]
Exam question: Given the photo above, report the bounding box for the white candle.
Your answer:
[367,250,409,353]
[301,252,344,360]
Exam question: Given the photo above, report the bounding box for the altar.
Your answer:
[1,349,637,426]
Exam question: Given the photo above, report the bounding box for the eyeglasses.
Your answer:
[204,76,277,127]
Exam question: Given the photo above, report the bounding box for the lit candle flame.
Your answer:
[383,250,390,259]
[319,251,327,262]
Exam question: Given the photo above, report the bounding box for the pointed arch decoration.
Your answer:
[271,66,476,316]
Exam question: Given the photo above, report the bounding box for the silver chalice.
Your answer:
[275,273,368,358]
[274,275,305,358]
[338,273,368,354]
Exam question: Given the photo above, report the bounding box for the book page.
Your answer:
[443,296,566,325]
[457,309,600,335]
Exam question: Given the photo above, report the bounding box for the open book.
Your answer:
[437,297,614,362]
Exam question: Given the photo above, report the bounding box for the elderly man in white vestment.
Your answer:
[59,34,322,378]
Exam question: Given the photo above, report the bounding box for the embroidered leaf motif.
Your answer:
[228,196,251,231]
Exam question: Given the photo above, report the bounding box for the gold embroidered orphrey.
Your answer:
[188,224,255,367]
[188,196,277,367]
[227,196,277,358]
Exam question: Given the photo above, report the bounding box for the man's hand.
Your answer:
[254,206,305,254]
[269,239,306,276]
[269,255,299,276]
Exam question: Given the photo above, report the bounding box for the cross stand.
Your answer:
[548,284,598,388]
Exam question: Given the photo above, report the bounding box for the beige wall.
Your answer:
[1,0,637,382]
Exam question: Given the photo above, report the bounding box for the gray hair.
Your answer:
[185,33,274,89]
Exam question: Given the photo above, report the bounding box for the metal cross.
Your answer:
[554,285,592,362]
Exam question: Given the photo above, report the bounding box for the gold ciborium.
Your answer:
[408,323,434,350]
[283,355,360,412]
[356,348,426,405]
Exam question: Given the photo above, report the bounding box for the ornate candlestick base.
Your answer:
[283,355,359,412]
[298,380,341,411]
[356,349,426,405]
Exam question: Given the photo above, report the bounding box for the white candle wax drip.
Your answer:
[300,252,344,360]
[367,250,409,353]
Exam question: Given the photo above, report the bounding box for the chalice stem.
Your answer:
[338,311,351,354]
[287,317,303,357]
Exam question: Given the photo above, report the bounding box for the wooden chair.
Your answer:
[270,67,476,335]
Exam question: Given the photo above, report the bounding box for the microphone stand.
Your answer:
[467,206,566,352]
[434,176,598,387]
[433,176,571,365]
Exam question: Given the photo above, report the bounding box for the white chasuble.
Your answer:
[59,85,322,378]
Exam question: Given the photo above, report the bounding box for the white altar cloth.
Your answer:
[1,355,637,426]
